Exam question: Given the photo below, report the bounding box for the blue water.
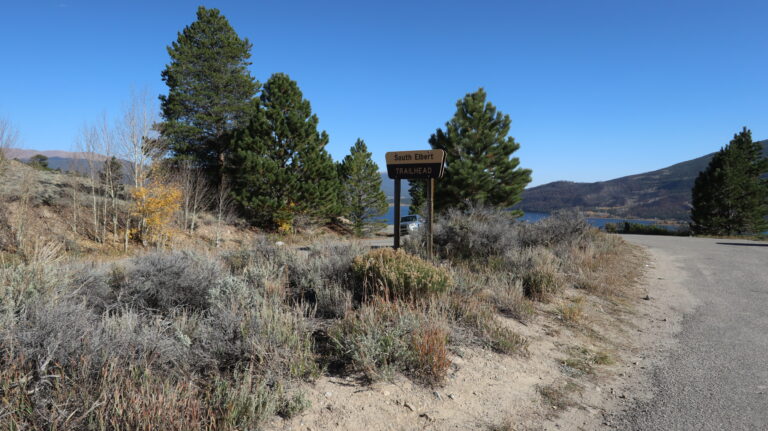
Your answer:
[383,205,411,223]
[383,207,683,230]
[518,211,683,230]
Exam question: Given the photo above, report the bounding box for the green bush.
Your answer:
[620,221,688,236]
[351,248,451,300]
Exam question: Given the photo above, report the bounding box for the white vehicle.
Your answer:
[399,215,423,236]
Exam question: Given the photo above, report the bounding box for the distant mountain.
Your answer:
[380,173,411,204]
[4,149,109,162]
[4,149,132,181]
[518,140,768,221]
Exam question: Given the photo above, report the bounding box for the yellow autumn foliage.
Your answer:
[131,182,182,247]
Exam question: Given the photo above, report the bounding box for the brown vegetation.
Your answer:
[0,167,644,430]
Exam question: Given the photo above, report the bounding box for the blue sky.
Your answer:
[2,0,767,186]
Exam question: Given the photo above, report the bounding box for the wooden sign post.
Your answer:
[385,149,446,259]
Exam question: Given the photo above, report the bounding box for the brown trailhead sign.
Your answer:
[385,149,446,179]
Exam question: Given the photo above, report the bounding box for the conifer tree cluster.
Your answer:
[410,88,531,214]
[158,7,386,231]
[690,127,768,235]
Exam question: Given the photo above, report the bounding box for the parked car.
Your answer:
[399,214,423,236]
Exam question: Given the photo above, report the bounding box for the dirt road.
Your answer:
[608,235,768,430]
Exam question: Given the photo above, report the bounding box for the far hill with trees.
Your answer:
[518,140,768,220]
[690,128,768,235]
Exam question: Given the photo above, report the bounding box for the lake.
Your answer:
[518,211,684,230]
[382,206,684,230]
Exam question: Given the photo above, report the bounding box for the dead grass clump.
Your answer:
[538,381,581,412]
[561,346,615,377]
[486,418,516,431]
[557,296,585,324]
[593,350,615,365]
[440,294,529,355]
[410,324,451,384]
[565,232,643,296]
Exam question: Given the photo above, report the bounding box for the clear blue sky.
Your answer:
[2,0,767,186]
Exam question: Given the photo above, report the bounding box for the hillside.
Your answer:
[6,150,411,205]
[4,149,113,173]
[0,159,260,256]
[518,140,768,220]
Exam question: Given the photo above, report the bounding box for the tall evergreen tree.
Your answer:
[410,88,531,213]
[408,179,425,215]
[338,139,388,235]
[159,6,258,183]
[690,127,768,235]
[229,73,340,229]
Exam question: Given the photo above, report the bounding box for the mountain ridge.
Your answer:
[517,140,768,220]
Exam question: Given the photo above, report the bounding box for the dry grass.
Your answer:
[538,381,582,412]
[561,345,616,377]
[410,324,452,385]
[0,205,645,429]
[558,296,585,324]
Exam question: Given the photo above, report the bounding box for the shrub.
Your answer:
[221,237,285,275]
[329,300,418,381]
[0,259,62,326]
[226,239,364,318]
[506,247,564,302]
[329,299,451,384]
[286,240,364,317]
[410,205,519,261]
[209,366,283,428]
[612,221,689,236]
[351,248,451,300]
[0,266,317,430]
[113,250,224,314]
[202,278,319,378]
[519,209,592,249]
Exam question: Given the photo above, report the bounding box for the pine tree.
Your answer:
[410,88,531,213]
[338,139,388,235]
[159,6,258,183]
[229,73,340,230]
[408,179,425,215]
[690,127,768,235]
[28,154,49,170]
[99,156,123,190]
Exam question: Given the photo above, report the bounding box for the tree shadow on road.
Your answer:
[716,242,768,247]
